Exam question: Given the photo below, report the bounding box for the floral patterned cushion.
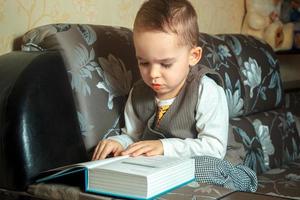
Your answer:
[198,33,244,118]
[198,34,283,117]
[230,110,300,174]
[22,24,140,150]
[197,33,300,174]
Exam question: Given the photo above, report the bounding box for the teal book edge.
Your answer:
[35,156,195,199]
[36,167,86,183]
[85,171,195,200]
[36,167,194,200]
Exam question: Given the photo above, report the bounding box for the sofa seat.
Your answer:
[257,158,300,199]
[23,182,233,200]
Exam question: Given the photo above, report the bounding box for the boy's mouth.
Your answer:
[152,83,161,90]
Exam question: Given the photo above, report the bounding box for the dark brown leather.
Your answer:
[0,51,87,190]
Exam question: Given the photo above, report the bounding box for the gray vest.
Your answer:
[131,65,223,140]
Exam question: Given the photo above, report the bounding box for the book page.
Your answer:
[39,155,129,174]
[94,156,188,176]
[122,156,185,168]
[82,155,129,169]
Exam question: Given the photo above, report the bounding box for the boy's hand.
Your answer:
[121,140,163,157]
[92,139,124,160]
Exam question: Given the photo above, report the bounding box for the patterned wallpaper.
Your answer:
[0,0,244,55]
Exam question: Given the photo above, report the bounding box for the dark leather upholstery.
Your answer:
[0,51,87,190]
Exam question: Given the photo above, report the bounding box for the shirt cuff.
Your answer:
[160,138,189,157]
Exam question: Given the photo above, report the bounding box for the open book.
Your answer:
[36,155,195,200]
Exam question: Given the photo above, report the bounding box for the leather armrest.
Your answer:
[0,51,87,190]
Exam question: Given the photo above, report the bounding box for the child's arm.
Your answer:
[122,76,228,159]
[92,89,145,160]
[161,76,228,159]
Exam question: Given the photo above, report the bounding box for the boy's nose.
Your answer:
[149,65,161,78]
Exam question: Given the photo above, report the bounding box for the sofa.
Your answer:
[0,24,299,200]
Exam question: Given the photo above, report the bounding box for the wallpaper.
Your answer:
[0,0,244,55]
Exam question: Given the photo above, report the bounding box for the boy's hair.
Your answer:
[133,0,199,48]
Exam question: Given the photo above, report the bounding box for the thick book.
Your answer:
[35,155,195,200]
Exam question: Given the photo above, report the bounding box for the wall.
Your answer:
[0,0,245,56]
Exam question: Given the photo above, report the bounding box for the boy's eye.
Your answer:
[161,63,172,68]
[139,62,149,67]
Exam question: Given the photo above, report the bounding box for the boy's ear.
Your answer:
[189,47,202,66]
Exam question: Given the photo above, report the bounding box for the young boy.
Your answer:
[92,0,258,192]
[92,0,228,160]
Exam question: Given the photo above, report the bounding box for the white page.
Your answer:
[94,156,189,176]
[43,155,130,172]
[122,155,186,168]
[82,155,130,169]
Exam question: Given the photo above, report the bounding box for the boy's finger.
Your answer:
[131,146,152,157]
[145,149,159,157]
[128,141,142,147]
[113,149,122,157]
[92,142,102,160]
[122,143,146,155]
[99,143,112,160]
[94,142,109,160]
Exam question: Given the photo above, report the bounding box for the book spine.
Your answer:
[84,169,88,192]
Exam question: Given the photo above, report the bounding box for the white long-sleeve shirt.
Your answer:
[109,76,229,159]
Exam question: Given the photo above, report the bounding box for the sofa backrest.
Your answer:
[22,24,300,174]
[22,24,140,151]
[198,33,284,117]
[196,33,300,174]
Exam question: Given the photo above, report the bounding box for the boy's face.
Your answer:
[133,30,201,100]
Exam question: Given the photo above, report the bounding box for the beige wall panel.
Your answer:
[0,0,244,55]
[191,0,245,34]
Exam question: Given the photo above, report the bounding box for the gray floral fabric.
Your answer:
[230,109,300,174]
[198,34,283,117]
[22,24,140,150]
[257,158,300,199]
[196,33,300,172]
[197,33,300,198]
